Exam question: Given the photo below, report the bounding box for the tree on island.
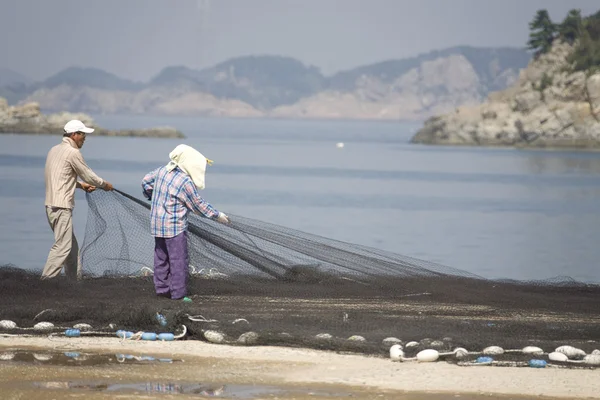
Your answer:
[558,9,583,45]
[527,9,557,57]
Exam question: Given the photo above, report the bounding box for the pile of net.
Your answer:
[1,190,599,366]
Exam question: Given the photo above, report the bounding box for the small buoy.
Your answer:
[347,335,366,342]
[0,352,15,361]
[390,344,404,361]
[141,332,157,341]
[416,349,439,362]
[64,329,80,338]
[158,358,173,363]
[405,341,419,348]
[548,352,569,362]
[336,142,344,149]
[116,330,134,339]
[593,349,600,355]
[382,337,402,346]
[483,346,504,355]
[315,333,333,340]
[64,352,80,358]
[476,356,493,364]
[73,323,92,331]
[584,354,600,366]
[157,333,175,341]
[0,320,17,329]
[204,330,225,344]
[238,331,259,345]
[528,359,547,368]
[33,322,54,331]
[33,353,53,361]
[522,346,544,355]
[453,347,469,359]
[555,345,586,360]
[140,356,155,361]
[155,313,167,327]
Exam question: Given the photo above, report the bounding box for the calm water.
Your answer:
[1,115,600,283]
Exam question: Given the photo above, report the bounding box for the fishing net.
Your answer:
[1,189,599,367]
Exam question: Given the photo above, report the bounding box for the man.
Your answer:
[43,119,113,280]
[142,144,229,302]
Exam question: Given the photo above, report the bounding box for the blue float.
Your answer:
[141,332,157,341]
[65,328,80,337]
[158,333,175,341]
[528,359,547,368]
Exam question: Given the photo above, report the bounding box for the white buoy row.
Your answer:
[389,343,600,367]
[203,330,260,345]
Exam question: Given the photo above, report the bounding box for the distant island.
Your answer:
[0,46,531,122]
[411,9,600,149]
[0,97,184,138]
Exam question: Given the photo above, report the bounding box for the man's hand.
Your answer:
[102,181,114,191]
[79,182,96,193]
[216,212,230,224]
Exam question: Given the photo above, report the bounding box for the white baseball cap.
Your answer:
[64,119,94,134]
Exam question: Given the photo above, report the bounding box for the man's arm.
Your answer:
[70,151,112,190]
[142,168,159,200]
[76,181,96,192]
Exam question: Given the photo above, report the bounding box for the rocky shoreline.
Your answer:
[0,97,184,138]
[411,42,600,150]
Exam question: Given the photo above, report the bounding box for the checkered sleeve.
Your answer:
[142,168,160,200]
[180,179,219,219]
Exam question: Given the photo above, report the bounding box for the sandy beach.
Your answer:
[1,336,599,399]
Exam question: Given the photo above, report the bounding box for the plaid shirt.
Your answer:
[141,166,220,238]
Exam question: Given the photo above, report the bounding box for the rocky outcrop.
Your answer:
[411,42,600,149]
[0,97,184,138]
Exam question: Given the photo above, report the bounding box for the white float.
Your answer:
[237,331,259,345]
[389,344,404,361]
[522,346,544,355]
[315,333,332,340]
[548,352,569,362]
[483,346,504,355]
[555,345,586,359]
[33,322,54,331]
[203,330,225,344]
[0,320,17,329]
[584,354,600,366]
[453,347,469,359]
[382,337,402,346]
[416,349,439,362]
[347,335,366,342]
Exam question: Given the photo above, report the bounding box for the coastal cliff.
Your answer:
[412,10,600,149]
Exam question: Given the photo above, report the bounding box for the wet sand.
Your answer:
[1,336,599,399]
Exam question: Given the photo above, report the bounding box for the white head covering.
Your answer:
[166,144,213,190]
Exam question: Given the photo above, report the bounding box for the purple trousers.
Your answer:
[153,231,189,300]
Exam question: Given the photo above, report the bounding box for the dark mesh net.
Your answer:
[1,189,599,365]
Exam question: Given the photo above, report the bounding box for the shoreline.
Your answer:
[0,126,185,139]
[1,336,598,398]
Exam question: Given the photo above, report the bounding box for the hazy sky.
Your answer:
[1,0,599,82]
